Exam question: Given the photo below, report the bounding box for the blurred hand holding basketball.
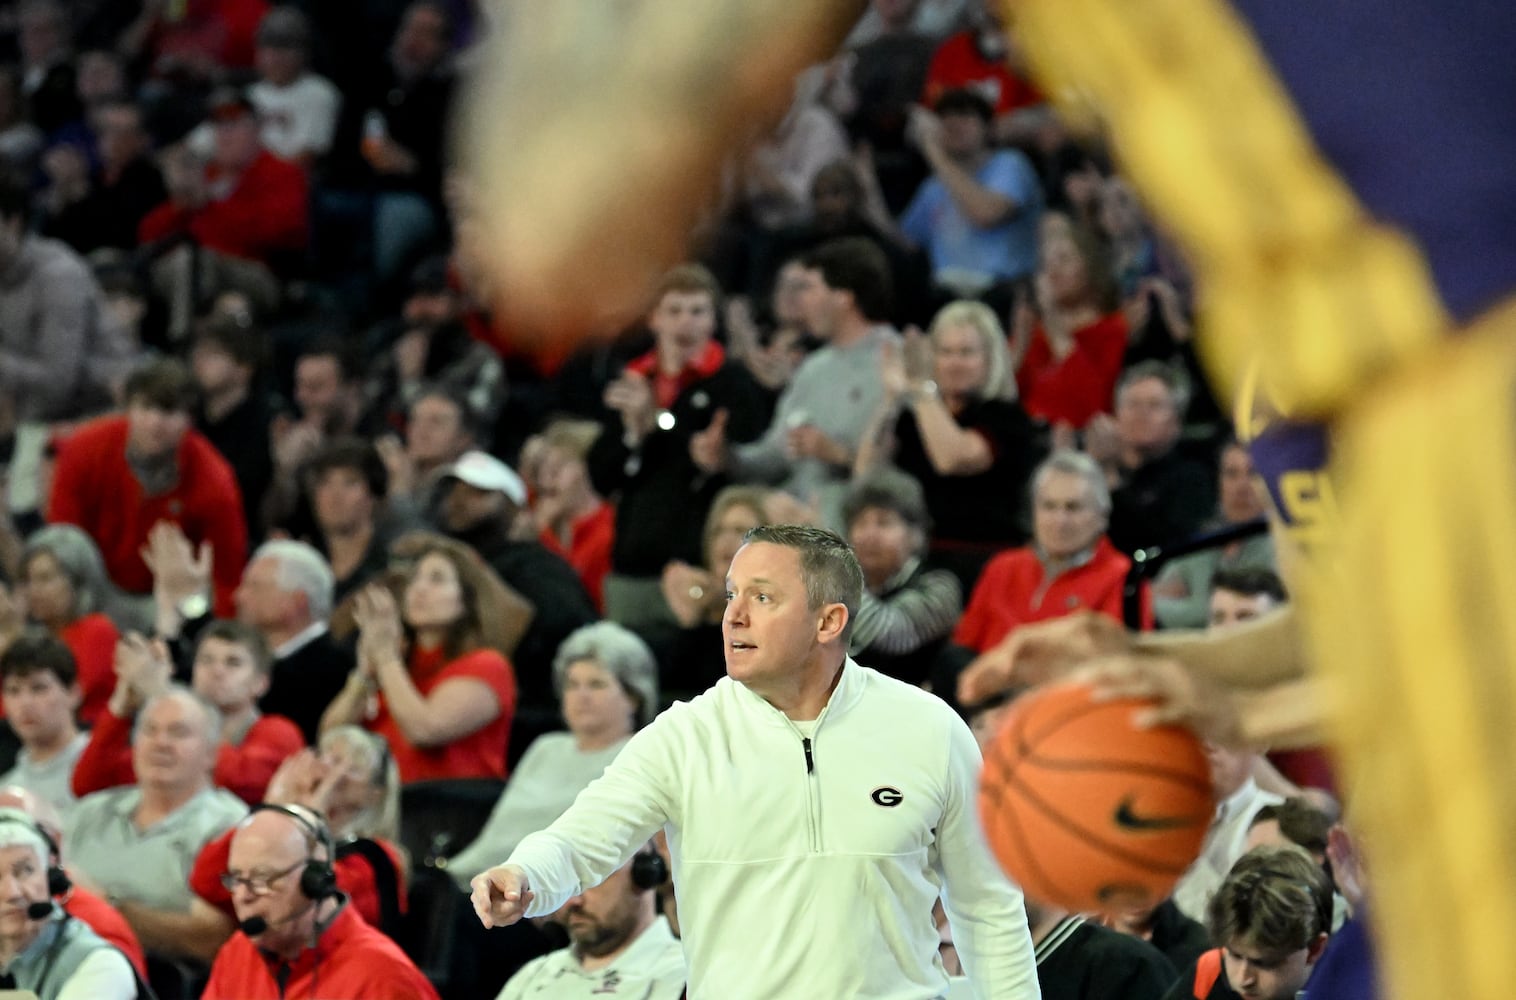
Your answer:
[1070,652,1245,747]
[978,682,1214,914]
[958,611,1131,705]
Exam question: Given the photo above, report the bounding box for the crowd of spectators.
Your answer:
[0,0,1363,997]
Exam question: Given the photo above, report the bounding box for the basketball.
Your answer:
[978,682,1214,914]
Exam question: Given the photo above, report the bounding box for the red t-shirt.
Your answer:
[369,647,517,783]
[952,537,1151,652]
[922,31,1045,116]
[72,710,304,805]
[190,828,408,928]
[58,614,119,727]
[66,886,147,978]
[47,415,248,616]
[539,502,615,614]
[1017,312,1129,429]
[138,150,308,264]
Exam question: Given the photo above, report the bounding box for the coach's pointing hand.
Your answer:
[471,864,534,928]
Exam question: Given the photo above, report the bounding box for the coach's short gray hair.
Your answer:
[740,524,864,643]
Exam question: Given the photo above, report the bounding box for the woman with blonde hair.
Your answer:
[855,299,1040,589]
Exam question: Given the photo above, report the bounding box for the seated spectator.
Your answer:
[447,621,657,887]
[248,7,341,165]
[65,686,248,963]
[1021,893,1176,1000]
[0,806,135,997]
[531,420,614,613]
[899,88,1042,301]
[361,256,506,435]
[843,469,962,686]
[0,633,89,821]
[855,299,1039,587]
[1164,845,1334,1000]
[202,805,439,999]
[190,313,275,538]
[589,263,770,631]
[1014,222,1128,431]
[1153,440,1275,628]
[1171,741,1285,924]
[17,2,81,135]
[693,238,900,532]
[139,86,309,340]
[496,848,684,1000]
[657,486,774,698]
[438,451,598,706]
[39,98,166,254]
[843,2,942,214]
[953,449,1146,657]
[1085,361,1216,555]
[8,525,124,723]
[380,385,479,510]
[191,726,407,931]
[74,620,303,804]
[321,538,519,783]
[0,68,43,172]
[47,359,248,619]
[123,0,269,80]
[303,437,407,604]
[0,785,147,978]
[920,3,1046,143]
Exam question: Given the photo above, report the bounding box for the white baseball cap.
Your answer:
[442,451,527,506]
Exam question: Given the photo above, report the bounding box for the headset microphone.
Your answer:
[25,901,53,920]
[238,915,270,936]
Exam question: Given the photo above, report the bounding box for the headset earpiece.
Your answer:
[251,804,339,900]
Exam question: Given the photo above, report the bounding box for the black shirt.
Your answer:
[1037,916,1179,1000]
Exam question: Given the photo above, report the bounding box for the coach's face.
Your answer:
[723,542,827,690]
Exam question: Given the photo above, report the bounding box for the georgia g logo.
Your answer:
[870,786,904,807]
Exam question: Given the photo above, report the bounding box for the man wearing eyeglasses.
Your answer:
[203,804,437,999]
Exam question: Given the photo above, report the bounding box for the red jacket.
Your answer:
[66,887,147,978]
[1018,312,1130,429]
[539,501,615,613]
[952,537,1151,652]
[47,415,248,616]
[203,904,439,1000]
[138,150,308,264]
[190,828,408,929]
[72,709,303,805]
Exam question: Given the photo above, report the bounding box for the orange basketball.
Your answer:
[978,682,1215,913]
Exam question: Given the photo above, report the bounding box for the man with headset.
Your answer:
[496,846,685,999]
[201,803,437,999]
[0,806,136,998]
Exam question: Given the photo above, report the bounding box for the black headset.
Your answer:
[250,804,339,901]
[0,809,70,898]
[630,849,668,891]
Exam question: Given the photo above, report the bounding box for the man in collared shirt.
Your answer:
[65,687,247,965]
[498,849,684,999]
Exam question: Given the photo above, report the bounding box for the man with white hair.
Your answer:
[65,687,247,964]
[0,806,136,998]
[152,535,354,743]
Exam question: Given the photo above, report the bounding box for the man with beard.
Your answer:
[495,849,684,1000]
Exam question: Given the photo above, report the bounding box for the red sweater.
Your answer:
[370,647,517,784]
[138,150,308,264]
[59,613,118,727]
[203,904,439,1000]
[66,887,147,978]
[1017,312,1129,429]
[72,709,304,805]
[539,502,615,613]
[47,415,248,617]
[952,537,1151,652]
[191,828,408,928]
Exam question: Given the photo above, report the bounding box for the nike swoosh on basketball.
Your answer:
[1113,797,1199,831]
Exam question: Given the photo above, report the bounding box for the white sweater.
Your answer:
[507,659,1041,1000]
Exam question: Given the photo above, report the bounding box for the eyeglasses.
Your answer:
[220,860,304,896]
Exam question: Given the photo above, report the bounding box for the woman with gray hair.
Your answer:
[854,299,1040,590]
[444,621,656,888]
[0,525,126,724]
